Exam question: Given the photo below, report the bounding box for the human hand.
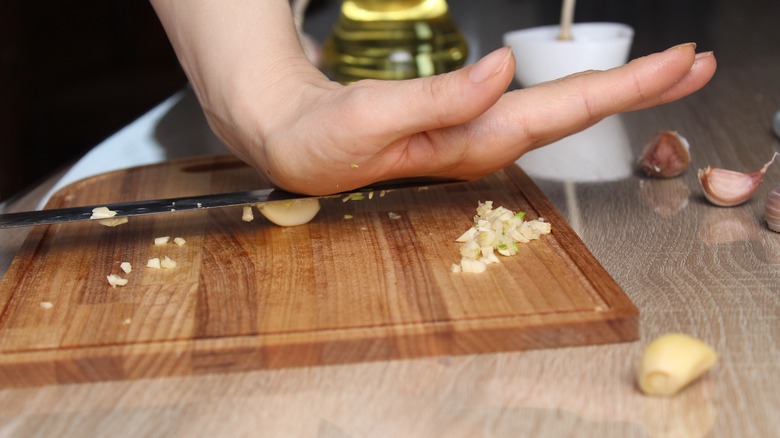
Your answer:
[150,0,715,195]
[218,43,715,194]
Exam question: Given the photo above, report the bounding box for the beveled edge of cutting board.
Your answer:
[0,308,637,387]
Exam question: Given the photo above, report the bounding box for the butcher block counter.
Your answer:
[1,1,779,436]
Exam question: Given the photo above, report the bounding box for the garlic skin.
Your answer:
[765,184,780,232]
[638,131,691,178]
[698,152,779,207]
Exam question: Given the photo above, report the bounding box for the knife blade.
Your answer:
[0,179,457,229]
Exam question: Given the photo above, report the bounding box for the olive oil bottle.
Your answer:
[323,0,468,84]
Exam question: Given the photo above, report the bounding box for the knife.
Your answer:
[774,110,780,140]
[0,179,456,229]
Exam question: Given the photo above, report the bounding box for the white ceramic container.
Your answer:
[503,22,634,87]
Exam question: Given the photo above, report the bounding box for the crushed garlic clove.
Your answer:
[256,198,321,227]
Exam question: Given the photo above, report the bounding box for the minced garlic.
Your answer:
[91,207,128,227]
[107,274,128,288]
[147,256,176,269]
[154,236,170,246]
[242,205,254,222]
[90,206,117,219]
[120,262,132,274]
[98,217,128,227]
[160,256,177,269]
[342,193,365,202]
[453,201,551,273]
[173,237,186,246]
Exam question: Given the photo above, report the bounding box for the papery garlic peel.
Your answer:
[698,152,779,207]
[765,184,780,232]
[639,131,691,178]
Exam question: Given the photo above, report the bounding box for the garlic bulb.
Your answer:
[698,152,779,207]
[638,131,691,178]
[765,184,780,232]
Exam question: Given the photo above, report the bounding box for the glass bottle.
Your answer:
[323,0,468,84]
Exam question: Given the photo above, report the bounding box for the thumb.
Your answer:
[344,47,515,138]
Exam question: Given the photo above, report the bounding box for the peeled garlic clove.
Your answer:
[256,198,321,227]
[698,152,779,207]
[765,184,780,232]
[638,333,717,397]
[638,131,691,178]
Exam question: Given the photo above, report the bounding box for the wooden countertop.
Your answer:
[1,1,779,436]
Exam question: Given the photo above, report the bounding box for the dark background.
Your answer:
[2,0,769,203]
[0,1,187,202]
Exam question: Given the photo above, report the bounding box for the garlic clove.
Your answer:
[638,333,717,397]
[698,152,779,207]
[255,198,321,227]
[638,131,691,178]
[765,184,780,232]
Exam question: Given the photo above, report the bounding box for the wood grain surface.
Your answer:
[0,1,778,435]
[0,155,637,387]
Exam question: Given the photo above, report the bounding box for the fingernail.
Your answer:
[666,42,697,52]
[469,47,512,83]
[691,51,714,70]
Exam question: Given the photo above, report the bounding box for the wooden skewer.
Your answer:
[558,0,576,40]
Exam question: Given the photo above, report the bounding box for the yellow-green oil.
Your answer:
[323,0,468,84]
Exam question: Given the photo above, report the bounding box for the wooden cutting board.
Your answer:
[0,155,638,387]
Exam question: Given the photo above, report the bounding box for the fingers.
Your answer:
[335,47,516,140]
[627,50,717,112]
[259,43,717,195]
[483,43,716,150]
